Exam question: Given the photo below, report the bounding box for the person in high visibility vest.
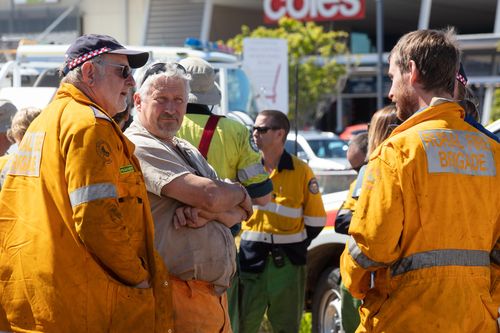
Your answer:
[340,28,500,332]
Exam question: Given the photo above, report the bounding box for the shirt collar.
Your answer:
[186,103,211,115]
[276,150,294,172]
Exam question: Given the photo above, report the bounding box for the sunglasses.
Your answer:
[99,61,132,79]
[140,62,187,86]
[252,126,281,134]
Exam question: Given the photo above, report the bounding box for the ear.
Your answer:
[276,128,286,142]
[408,60,419,85]
[133,92,142,113]
[81,62,96,85]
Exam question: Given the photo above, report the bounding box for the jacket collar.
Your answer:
[56,82,111,117]
[390,100,464,138]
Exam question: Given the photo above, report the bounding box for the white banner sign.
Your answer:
[243,38,289,114]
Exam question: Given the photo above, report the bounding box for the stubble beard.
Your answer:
[397,84,419,122]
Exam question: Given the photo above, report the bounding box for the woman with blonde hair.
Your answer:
[7,106,42,144]
[367,104,399,157]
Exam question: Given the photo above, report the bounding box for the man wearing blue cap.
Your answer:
[0,34,173,333]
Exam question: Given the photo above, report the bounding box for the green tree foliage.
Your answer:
[226,18,349,127]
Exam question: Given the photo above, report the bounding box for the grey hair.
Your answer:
[60,57,105,85]
[137,62,191,100]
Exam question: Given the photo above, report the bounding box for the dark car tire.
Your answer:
[311,266,343,333]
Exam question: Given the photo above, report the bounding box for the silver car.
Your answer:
[285,130,351,171]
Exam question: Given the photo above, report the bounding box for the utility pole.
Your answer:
[375,0,384,109]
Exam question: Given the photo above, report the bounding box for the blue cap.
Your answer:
[63,34,149,75]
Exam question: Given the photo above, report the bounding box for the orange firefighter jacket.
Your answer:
[340,99,500,332]
[0,83,173,333]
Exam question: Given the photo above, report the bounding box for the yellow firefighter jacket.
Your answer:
[340,99,500,332]
[0,83,173,333]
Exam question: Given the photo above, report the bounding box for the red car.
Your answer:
[339,123,368,141]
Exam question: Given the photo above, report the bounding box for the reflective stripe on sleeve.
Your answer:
[69,183,117,207]
[491,249,500,266]
[391,249,490,276]
[347,236,387,269]
[241,230,307,244]
[237,163,266,183]
[304,215,326,227]
[255,202,302,219]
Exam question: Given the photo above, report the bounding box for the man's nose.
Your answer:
[163,100,177,113]
[388,87,394,100]
[126,74,135,87]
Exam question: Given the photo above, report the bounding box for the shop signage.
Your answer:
[264,0,365,23]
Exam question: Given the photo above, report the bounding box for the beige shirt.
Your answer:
[125,120,236,292]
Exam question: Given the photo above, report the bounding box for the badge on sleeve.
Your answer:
[308,177,320,194]
[96,140,112,164]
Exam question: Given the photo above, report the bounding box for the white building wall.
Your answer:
[79,0,147,45]
[0,0,148,45]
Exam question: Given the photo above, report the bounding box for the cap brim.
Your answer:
[109,49,149,68]
[188,85,221,105]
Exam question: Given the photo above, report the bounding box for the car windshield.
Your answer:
[226,68,257,114]
[308,139,348,158]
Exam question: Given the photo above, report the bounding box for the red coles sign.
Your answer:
[263,0,365,23]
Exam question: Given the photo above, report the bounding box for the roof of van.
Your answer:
[15,44,240,67]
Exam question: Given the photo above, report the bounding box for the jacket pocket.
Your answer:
[116,172,146,252]
[108,281,155,333]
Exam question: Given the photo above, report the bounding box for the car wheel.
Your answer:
[311,267,342,333]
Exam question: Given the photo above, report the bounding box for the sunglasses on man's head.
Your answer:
[252,126,281,134]
[99,61,132,79]
[140,62,187,87]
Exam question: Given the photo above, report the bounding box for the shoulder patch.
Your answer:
[96,140,112,164]
[90,106,112,122]
[308,177,320,194]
